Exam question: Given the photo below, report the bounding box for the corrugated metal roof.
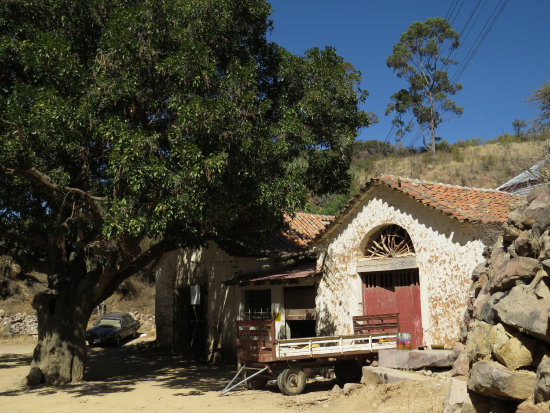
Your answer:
[497,158,549,194]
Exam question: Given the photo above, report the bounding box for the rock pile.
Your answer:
[0,311,155,338]
[0,313,38,336]
[462,186,550,411]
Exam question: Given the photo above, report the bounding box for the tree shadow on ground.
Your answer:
[0,341,237,398]
[0,341,341,399]
[0,353,32,369]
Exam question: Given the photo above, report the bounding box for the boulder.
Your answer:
[535,358,550,403]
[514,231,534,257]
[494,280,550,343]
[540,234,550,260]
[508,208,527,230]
[477,292,505,325]
[343,382,364,395]
[489,324,511,353]
[466,321,492,361]
[516,400,550,413]
[360,369,382,386]
[533,205,550,238]
[452,352,470,377]
[489,257,540,292]
[452,341,466,358]
[493,335,536,371]
[468,360,536,401]
[330,384,343,397]
[527,186,550,205]
[443,378,474,413]
[503,224,522,242]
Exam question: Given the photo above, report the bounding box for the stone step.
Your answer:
[379,349,455,370]
[362,366,434,384]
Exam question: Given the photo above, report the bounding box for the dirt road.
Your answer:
[0,340,448,413]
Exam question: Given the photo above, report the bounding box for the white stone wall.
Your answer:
[154,242,309,358]
[316,185,499,346]
[155,242,281,358]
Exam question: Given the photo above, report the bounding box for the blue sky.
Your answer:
[267,0,550,146]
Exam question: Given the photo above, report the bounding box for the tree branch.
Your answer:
[0,164,106,217]
[93,238,172,305]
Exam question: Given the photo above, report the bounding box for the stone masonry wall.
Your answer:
[463,186,550,411]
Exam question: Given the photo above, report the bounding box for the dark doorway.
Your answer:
[173,283,207,358]
[284,286,317,339]
[286,320,316,339]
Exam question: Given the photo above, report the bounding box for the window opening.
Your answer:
[244,289,271,320]
[365,225,415,258]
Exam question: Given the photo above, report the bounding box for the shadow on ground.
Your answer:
[0,341,236,398]
[0,353,32,369]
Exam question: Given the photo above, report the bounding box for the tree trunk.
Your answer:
[27,291,91,385]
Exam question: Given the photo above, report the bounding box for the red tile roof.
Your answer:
[270,212,334,254]
[314,175,524,244]
[376,175,524,224]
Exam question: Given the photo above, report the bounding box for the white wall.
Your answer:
[316,185,499,346]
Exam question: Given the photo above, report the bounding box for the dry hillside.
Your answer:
[353,140,547,189]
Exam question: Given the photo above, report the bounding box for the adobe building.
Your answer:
[312,175,522,349]
[154,213,333,359]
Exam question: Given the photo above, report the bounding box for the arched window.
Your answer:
[364,225,415,258]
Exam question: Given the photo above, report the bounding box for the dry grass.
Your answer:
[354,140,548,188]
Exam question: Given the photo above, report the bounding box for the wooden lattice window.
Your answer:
[364,225,415,258]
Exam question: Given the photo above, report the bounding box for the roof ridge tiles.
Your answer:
[378,174,519,194]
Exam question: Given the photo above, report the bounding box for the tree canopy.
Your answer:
[0,0,369,384]
[386,17,462,154]
[528,80,550,133]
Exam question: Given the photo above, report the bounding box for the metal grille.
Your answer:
[363,269,419,289]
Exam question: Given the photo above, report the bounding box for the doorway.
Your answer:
[362,269,423,348]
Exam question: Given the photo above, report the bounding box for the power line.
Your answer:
[387,0,509,157]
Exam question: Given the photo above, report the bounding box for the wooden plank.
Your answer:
[285,308,316,320]
[356,256,417,272]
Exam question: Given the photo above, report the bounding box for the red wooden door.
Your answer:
[362,269,423,349]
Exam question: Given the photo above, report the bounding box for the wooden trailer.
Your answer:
[221,314,400,396]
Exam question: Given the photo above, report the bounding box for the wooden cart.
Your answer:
[221,314,399,396]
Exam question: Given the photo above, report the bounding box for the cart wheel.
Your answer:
[245,370,268,390]
[334,360,362,384]
[277,368,306,396]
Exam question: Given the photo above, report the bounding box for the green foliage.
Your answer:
[0,0,369,291]
[454,138,484,148]
[512,118,527,138]
[386,17,463,154]
[434,139,451,152]
[528,80,550,132]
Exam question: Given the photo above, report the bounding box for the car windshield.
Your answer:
[96,319,121,328]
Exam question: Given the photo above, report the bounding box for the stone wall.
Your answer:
[0,313,38,337]
[463,186,550,411]
[316,185,499,347]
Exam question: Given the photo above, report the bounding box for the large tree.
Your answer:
[386,17,462,155]
[528,80,550,133]
[0,0,369,384]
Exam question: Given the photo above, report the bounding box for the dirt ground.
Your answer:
[0,338,450,413]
